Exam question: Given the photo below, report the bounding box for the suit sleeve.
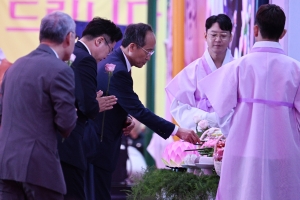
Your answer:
[109,70,175,139]
[50,67,77,137]
[74,56,99,119]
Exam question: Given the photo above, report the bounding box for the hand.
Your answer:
[123,116,135,136]
[96,90,103,98]
[175,127,201,144]
[96,90,117,112]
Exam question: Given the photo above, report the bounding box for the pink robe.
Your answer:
[199,41,300,200]
[165,49,233,130]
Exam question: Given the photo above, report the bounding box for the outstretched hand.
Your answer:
[175,127,201,144]
[96,90,117,112]
[123,116,135,136]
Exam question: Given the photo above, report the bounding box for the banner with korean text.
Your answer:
[0,0,169,117]
[0,0,151,61]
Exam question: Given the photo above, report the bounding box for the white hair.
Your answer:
[39,11,76,44]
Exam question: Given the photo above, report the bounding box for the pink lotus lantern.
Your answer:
[162,141,199,167]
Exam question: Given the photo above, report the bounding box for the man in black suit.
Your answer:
[57,18,125,200]
[90,23,201,200]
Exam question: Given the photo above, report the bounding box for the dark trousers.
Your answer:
[0,179,63,200]
[90,136,123,200]
[61,162,85,200]
[93,166,112,200]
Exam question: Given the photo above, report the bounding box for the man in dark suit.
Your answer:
[0,11,77,199]
[57,17,126,200]
[90,23,201,200]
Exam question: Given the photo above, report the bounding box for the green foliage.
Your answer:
[198,148,214,157]
[126,167,219,200]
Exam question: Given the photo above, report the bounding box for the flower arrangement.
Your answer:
[193,116,210,137]
[100,63,116,142]
[200,128,221,147]
[193,128,218,157]
[213,135,226,176]
[197,128,226,176]
[192,128,225,169]
[214,138,225,162]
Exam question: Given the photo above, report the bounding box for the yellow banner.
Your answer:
[0,0,150,61]
[0,0,168,116]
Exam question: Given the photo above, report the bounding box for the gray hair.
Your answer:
[39,11,76,44]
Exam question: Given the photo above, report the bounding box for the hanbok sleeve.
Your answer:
[165,58,218,128]
[217,109,234,137]
[165,59,200,107]
[293,85,300,132]
[199,62,238,118]
[170,99,218,131]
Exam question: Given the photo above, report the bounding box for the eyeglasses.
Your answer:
[207,33,230,41]
[103,37,113,54]
[139,46,155,57]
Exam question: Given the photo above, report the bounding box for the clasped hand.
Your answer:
[96,90,117,112]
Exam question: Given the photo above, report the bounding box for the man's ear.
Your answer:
[229,32,233,43]
[94,36,103,47]
[253,25,259,37]
[128,43,136,52]
[64,32,72,47]
[279,29,287,39]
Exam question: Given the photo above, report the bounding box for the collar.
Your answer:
[78,40,91,55]
[204,48,232,72]
[253,41,282,49]
[0,48,5,60]
[0,48,5,65]
[49,47,59,58]
[121,51,132,72]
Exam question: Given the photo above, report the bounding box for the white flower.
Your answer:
[197,120,209,130]
[66,54,76,66]
[70,53,76,62]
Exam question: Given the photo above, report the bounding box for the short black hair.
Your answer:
[205,14,233,32]
[82,17,123,43]
[255,4,285,40]
[121,23,153,48]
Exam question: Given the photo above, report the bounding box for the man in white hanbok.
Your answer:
[165,14,233,131]
[200,4,300,200]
